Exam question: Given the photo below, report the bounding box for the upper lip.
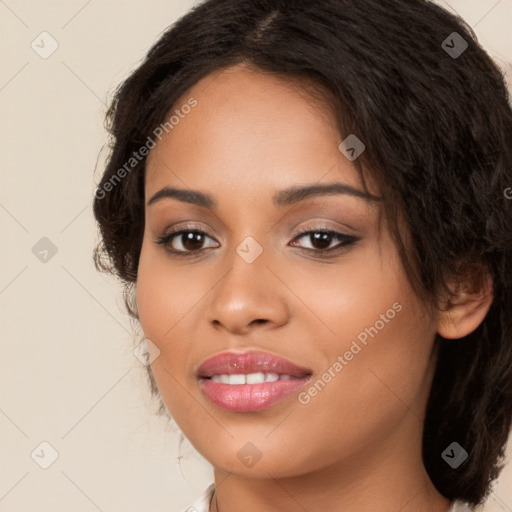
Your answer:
[197,350,313,378]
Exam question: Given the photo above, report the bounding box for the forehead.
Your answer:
[145,65,370,201]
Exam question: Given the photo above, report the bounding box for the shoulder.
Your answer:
[182,483,215,512]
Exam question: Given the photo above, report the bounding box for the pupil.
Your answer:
[311,232,331,250]
[183,232,204,251]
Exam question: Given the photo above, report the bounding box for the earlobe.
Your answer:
[437,270,494,340]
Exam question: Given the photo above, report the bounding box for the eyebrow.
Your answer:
[146,182,381,209]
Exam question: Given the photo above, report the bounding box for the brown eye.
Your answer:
[290,229,359,254]
[156,229,218,255]
[306,232,334,250]
[177,231,208,251]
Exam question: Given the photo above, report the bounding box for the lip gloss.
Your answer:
[200,376,311,412]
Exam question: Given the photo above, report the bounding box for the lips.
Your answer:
[196,350,313,412]
[196,350,312,379]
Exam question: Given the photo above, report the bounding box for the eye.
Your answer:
[289,227,359,255]
[156,227,218,256]
[155,225,360,258]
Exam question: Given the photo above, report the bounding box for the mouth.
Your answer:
[196,350,313,412]
[204,372,303,384]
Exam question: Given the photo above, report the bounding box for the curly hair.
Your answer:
[92,0,512,505]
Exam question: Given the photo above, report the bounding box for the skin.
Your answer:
[136,65,493,512]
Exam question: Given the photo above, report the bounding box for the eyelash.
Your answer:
[155,224,360,259]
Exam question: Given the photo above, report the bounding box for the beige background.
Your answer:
[0,1,511,510]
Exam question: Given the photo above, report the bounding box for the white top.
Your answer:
[183,483,215,511]
[182,483,483,512]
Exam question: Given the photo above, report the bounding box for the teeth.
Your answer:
[209,373,295,384]
[229,374,246,385]
[246,372,266,384]
[211,374,230,384]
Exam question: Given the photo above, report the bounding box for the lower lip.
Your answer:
[200,377,311,412]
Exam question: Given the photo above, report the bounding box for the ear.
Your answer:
[437,266,494,339]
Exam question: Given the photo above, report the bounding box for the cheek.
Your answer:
[318,242,436,419]
[135,240,215,403]
[135,247,202,428]
[136,267,169,345]
[280,239,405,348]
[136,241,205,343]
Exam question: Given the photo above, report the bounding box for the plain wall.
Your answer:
[0,1,511,510]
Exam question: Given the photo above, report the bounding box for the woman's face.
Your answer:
[136,65,439,479]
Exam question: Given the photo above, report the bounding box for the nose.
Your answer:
[206,252,289,336]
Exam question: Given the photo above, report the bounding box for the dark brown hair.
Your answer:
[93,0,512,505]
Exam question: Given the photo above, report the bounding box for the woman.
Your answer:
[93,0,512,510]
